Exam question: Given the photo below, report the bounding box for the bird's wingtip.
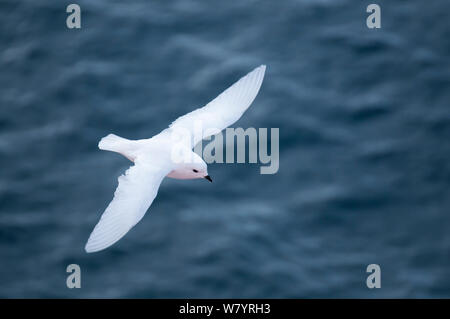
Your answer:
[255,65,266,76]
[84,243,94,253]
[84,239,101,253]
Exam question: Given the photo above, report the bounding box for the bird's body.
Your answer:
[85,65,266,253]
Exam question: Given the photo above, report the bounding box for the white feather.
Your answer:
[169,65,266,147]
[85,160,171,253]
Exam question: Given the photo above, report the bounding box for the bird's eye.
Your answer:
[193,169,198,173]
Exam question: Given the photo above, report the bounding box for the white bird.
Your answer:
[85,65,266,253]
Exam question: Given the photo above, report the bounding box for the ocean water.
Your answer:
[0,0,449,298]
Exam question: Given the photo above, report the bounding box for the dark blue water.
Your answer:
[1,0,449,298]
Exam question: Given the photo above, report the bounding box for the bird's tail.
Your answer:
[98,134,137,162]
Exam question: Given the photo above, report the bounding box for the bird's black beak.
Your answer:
[204,175,212,183]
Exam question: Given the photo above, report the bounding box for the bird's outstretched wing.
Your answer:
[85,159,172,253]
[169,65,266,148]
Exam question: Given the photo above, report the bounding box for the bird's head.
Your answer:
[190,152,211,182]
[175,151,212,182]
